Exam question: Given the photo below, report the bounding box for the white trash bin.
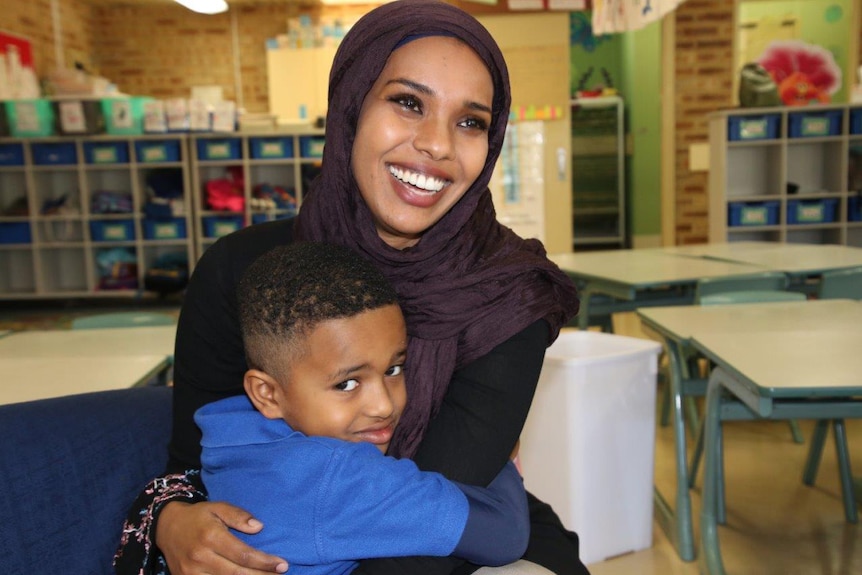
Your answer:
[519,330,662,565]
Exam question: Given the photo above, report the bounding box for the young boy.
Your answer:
[195,242,529,575]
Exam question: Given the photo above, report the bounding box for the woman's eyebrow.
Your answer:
[385,77,492,115]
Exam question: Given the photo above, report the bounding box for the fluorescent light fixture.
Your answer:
[174,0,228,15]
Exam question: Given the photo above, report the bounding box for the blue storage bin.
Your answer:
[90,219,136,242]
[851,109,862,135]
[788,110,843,138]
[250,137,294,159]
[143,218,187,240]
[0,222,32,244]
[196,138,241,161]
[848,196,861,222]
[84,141,129,164]
[0,143,25,166]
[787,198,838,224]
[300,136,325,158]
[727,200,779,227]
[727,114,780,141]
[203,215,244,238]
[135,140,182,163]
[32,142,77,165]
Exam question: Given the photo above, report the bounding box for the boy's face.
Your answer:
[260,304,408,454]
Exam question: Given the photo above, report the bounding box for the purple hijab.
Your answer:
[295,0,579,457]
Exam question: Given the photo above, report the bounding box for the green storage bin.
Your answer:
[5,99,55,138]
[102,97,152,135]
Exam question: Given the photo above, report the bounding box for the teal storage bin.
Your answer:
[102,97,152,135]
[5,100,55,138]
[300,136,325,158]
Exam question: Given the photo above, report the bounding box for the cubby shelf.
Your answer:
[709,104,862,247]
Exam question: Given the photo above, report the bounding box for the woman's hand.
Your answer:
[156,501,288,575]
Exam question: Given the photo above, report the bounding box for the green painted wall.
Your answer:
[569,13,663,242]
[620,21,663,239]
[739,0,853,103]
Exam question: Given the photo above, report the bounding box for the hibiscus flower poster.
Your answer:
[736,0,852,105]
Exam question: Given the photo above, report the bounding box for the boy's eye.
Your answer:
[386,365,403,377]
[335,379,359,392]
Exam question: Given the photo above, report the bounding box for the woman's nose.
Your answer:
[414,117,455,161]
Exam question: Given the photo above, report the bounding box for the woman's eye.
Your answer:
[385,365,403,377]
[391,94,421,113]
[335,379,360,392]
[459,117,489,131]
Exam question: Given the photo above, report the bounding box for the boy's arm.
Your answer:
[313,443,528,566]
[451,461,530,566]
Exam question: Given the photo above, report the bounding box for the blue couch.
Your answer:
[0,387,172,575]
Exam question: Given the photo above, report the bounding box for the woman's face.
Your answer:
[351,36,494,250]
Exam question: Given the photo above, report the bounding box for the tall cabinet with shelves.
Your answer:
[0,135,194,299]
[570,96,626,250]
[709,104,862,247]
[189,129,324,256]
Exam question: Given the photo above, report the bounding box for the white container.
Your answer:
[519,330,661,565]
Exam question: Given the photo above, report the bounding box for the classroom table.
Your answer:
[665,242,862,278]
[0,326,176,359]
[0,330,10,339]
[694,329,862,575]
[552,243,862,330]
[549,250,765,329]
[0,355,170,405]
[637,300,862,564]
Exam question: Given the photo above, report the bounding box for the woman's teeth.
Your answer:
[389,166,447,193]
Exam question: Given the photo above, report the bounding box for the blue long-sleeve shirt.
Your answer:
[196,395,529,575]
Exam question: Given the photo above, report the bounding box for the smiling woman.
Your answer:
[113,2,584,575]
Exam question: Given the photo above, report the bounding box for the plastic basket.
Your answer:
[727,114,780,141]
[788,110,843,138]
[787,198,838,224]
[728,201,779,227]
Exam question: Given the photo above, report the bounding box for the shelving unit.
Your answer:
[189,129,324,256]
[0,134,194,300]
[708,104,862,247]
[570,96,626,250]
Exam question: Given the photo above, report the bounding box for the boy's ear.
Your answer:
[243,369,284,420]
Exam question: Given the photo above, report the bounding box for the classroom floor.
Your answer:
[0,304,858,574]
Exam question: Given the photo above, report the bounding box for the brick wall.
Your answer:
[672,0,736,245]
[0,0,96,82]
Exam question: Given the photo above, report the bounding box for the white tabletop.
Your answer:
[0,326,176,359]
[0,355,168,405]
[692,330,862,396]
[0,330,10,339]
[549,250,764,288]
[638,299,862,342]
[661,242,862,274]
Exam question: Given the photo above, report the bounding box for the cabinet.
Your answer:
[189,129,324,256]
[708,104,862,247]
[0,135,193,299]
[570,96,625,249]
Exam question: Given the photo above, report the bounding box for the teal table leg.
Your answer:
[700,368,729,575]
[654,339,696,562]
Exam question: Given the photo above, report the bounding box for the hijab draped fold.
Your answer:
[294,0,579,457]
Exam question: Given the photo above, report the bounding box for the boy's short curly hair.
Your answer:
[238,242,401,381]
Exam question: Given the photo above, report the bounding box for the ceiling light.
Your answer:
[174,0,228,15]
